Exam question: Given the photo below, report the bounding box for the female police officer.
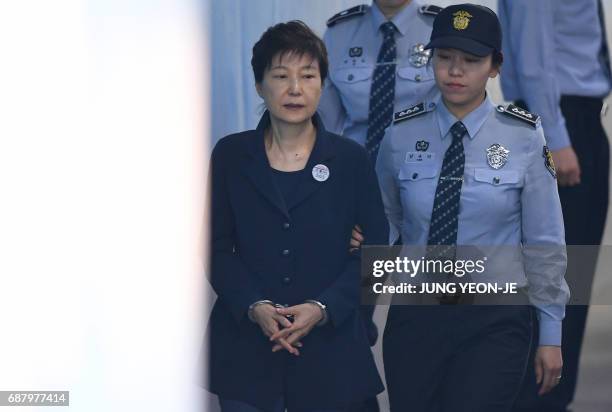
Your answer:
[207,21,388,411]
[375,5,570,411]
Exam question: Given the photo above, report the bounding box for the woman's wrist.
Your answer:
[304,299,328,326]
[247,300,275,322]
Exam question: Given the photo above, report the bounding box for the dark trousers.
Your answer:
[352,307,379,412]
[383,305,533,412]
[513,96,610,412]
[219,398,348,412]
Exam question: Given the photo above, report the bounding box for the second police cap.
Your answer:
[425,3,502,57]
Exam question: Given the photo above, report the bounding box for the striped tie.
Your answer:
[427,121,467,304]
[427,121,467,254]
[365,21,396,163]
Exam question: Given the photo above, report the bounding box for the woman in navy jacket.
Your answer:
[207,21,388,412]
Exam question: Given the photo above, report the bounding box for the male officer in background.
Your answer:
[319,0,441,159]
[498,1,611,411]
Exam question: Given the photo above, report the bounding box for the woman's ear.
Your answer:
[489,55,500,79]
[489,51,503,78]
[489,63,501,79]
[255,82,263,98]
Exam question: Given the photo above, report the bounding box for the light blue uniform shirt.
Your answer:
[498,0,611,151]
[319,0,439,145]
[376,95,570,345]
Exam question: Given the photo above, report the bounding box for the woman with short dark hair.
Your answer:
[207,21,388,412]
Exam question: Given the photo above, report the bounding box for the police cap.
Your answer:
[425,3,502,57]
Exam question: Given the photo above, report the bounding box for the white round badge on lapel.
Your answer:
[312,164,330,182]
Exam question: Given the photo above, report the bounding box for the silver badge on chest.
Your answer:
[409,44,431,68]
[486,144,509,169]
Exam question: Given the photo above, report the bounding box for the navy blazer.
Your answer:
[207,112,388,411]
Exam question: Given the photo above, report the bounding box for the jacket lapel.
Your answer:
[240,111,337,218]
[241,113,290,220]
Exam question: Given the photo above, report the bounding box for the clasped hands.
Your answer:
[251,302,324,356]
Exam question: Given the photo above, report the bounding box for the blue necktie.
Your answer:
[427,121,467,304]
[428,121,467,254]
[365,21,396,163]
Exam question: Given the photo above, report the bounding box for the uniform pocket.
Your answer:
[396,163,439,226]
[397,65,434,83]
[331,66,373,119]
[399,163,438,181]
[463,168,522,224]
[473,168,520,186]
[332,66,372,84]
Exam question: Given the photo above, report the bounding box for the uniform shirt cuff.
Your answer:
[537,310,563,346]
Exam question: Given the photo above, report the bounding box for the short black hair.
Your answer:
[251,20,328,84]
[492,50,504,68]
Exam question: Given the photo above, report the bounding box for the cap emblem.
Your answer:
[452,10,473,30]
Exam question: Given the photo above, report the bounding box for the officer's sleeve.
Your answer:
[208,140,265,323]
[376,128,403,244]
[500,0,571,151]
[317,147,389,328]
[317,30,347,134]
[521,126,570,346]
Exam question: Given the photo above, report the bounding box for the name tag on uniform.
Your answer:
[405,152,435,163]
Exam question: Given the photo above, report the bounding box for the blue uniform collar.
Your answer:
[435,94,494,140]
[370,0,420,37]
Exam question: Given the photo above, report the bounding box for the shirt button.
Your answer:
[282,249,291,256]
[282,276,292,285]
[412,172,419,179]
[493,177,500,185]
[282,222,290,230]
[348,74,354,81]
[414,74,422,82]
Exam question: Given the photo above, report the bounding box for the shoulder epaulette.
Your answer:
[327,5,368,27]
[496,104,540,128]
[419,5,443,17]
[393,103,427,124]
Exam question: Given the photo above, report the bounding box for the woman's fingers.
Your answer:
[271,340,302,352]
[535,346,563,395]
[285,330,306,346]
[260,319,279,338]
[272,337,299,355]
[275,306,297,317]
[274,313,293,329]
[269,324,297,342]
[539,368,556,395]
[350,225,365,249]
[539,363,563,395]
[535,358,543,385]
